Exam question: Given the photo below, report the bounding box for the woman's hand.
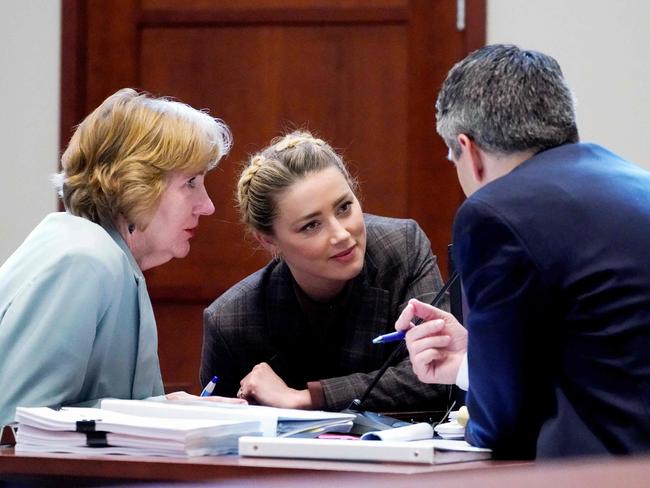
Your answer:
[238,362,312,409]
[395,298,468,384]
[165,390,247,404]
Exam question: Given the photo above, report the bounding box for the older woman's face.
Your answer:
[136,171,215,270]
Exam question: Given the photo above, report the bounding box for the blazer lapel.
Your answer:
[131,273,164,397]
[107,227,163,398]
[263,261,307,384]
[341,261,392,370]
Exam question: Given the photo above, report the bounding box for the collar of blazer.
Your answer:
[264,259,390,355]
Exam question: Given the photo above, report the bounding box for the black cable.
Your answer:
[348,271,460,411]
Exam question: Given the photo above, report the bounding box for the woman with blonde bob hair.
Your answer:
[0,88,240,425]
[201,130,450,412]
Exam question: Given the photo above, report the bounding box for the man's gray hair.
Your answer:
[436,44,579,158]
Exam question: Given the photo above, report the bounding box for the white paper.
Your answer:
[360,422,433,441]
[103,398,355,437]
[433,419,465,439]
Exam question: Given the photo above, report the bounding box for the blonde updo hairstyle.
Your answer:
[55,88,232,229]
[237,131,359,235]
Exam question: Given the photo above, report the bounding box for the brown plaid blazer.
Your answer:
[201,214,450,411]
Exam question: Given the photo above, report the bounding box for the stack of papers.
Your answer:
[101,399,355,438]
[14,407,262,457]
[239,419,490,465]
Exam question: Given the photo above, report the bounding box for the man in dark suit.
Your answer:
[396,44,650,459]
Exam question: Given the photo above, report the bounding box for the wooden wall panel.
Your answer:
[142,0,407,17]
[406,1,466,264]
[153,301,206,393]
[139,23,408,301]
[62,0,485,394]
[144,0,406,8]
[85,0,139,110]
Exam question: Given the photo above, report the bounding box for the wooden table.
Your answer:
[0,446,521,485]
[2,446,650,488]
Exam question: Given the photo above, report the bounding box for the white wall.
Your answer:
[0,1,61,264]
[488,0,650,169]
[1,1,648,263]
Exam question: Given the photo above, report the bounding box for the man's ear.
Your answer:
[253,231,277,253]
[457,134,486,183]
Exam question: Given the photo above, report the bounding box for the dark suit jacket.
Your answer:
[201,214,450,411]
[454,143,650,459]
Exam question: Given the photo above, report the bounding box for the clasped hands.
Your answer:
[395,298,468,385]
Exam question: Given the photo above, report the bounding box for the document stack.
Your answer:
[239,418,491,465]
[100,398,355,438]
[14,406,262,457]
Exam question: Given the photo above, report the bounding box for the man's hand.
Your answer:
[395,298,468,384]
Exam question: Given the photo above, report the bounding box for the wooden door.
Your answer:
[61,0,485,393]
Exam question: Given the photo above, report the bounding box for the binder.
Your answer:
[14,407,262,456]
[1,423,17,446]
[238,436,491,465]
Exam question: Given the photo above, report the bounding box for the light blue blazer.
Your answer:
[0,212,163,425]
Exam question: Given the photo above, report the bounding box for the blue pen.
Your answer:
[371,271,460,345]
[372,331,405,344]
[200,375,219,397]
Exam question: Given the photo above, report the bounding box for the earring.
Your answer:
[272,249,282,261]
[128,223,135,234]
